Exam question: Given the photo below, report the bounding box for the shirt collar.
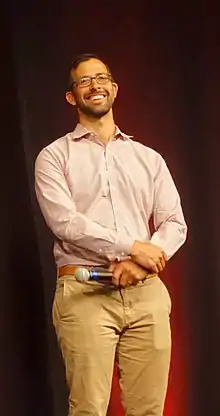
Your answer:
[69,123,132,141]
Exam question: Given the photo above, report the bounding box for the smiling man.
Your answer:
[35,53,187,416]
[67,66,115,118]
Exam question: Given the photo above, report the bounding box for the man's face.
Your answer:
[67,58,118,118]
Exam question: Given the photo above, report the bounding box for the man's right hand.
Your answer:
[131,241,167,273]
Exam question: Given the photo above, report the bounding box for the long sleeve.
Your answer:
[35,149,134,260]
[150,157,187,259]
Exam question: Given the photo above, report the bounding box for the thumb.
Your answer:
[109,262,117,272]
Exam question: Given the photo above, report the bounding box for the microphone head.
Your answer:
[74,267,90,282]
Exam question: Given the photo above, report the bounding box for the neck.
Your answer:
[78,110,116,144]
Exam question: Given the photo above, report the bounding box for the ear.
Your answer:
[66,91,76,106]
[112,82,118,99]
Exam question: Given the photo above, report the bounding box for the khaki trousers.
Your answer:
[52,275,172,416]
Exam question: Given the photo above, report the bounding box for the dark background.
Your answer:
[1,2,220,415]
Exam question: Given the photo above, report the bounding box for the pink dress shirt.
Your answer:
[35,123,187,267]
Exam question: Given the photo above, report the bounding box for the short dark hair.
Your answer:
[67,53,112,91]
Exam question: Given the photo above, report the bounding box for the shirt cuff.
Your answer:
[112,232,134,262]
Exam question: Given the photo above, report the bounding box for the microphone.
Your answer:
[74,267,112,283]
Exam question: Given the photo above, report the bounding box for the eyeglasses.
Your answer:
[71,73,112,88]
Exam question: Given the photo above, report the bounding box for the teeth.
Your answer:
[89,95,105,100]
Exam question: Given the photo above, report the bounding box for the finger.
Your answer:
[156,261,164,272]
[162,251,168,262]
[109,262,117,272]
[131,276,139,285]
[119,272,130,288]
[112,266,123,286]
[151,264,159,274]
[134,271,145,282]
[159,254,166,269]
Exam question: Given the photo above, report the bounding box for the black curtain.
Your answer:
[1,7,54,416]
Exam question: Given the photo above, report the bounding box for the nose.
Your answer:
[90,76,100,87]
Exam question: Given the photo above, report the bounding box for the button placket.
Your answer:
[105,149,121,232]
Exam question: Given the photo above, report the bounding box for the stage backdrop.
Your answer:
[1,2,220,416]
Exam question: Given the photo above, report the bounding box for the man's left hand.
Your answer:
[109,259,151,288]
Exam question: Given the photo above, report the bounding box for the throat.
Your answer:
[97,132,113,144]
[79,113,116,144]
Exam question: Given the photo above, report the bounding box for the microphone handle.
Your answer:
[89,269,112,280]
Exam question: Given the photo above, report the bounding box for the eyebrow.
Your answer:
[79,72,109,78]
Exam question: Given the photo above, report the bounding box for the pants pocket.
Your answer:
[52,276,76,325]
[160,280,172,315]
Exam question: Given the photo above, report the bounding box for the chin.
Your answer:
[94,110,110,118]
[85,107,111,118]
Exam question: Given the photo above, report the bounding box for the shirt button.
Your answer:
[98,248,102,253]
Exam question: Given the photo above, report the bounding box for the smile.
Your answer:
[86,94,107,102]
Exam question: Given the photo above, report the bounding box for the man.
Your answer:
[35,53,187,416]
